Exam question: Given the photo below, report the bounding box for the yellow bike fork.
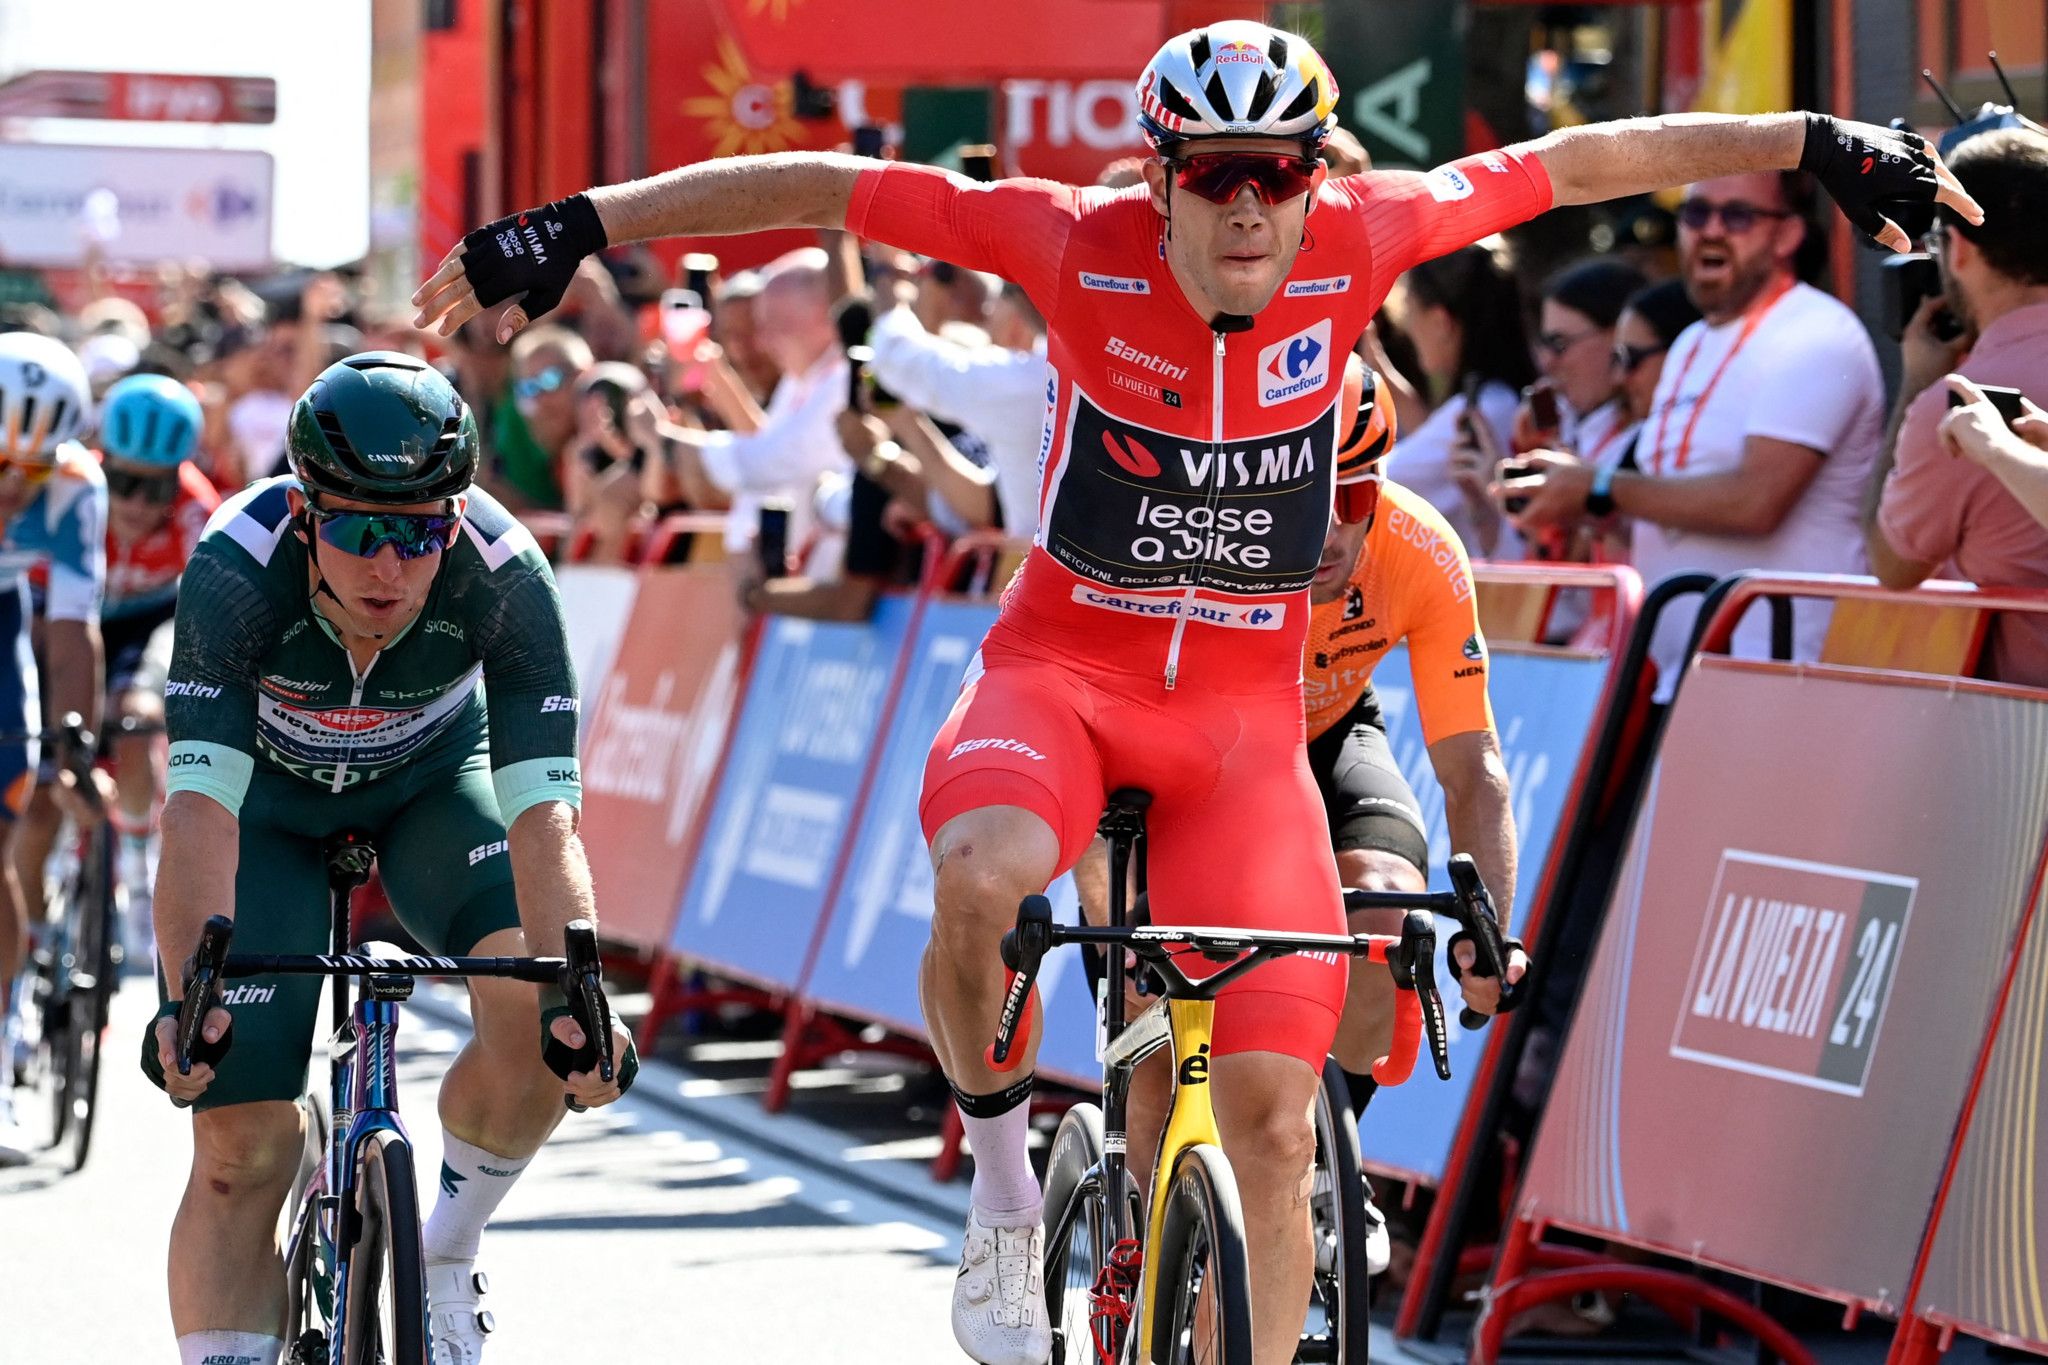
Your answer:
[1136,996,1221,1361]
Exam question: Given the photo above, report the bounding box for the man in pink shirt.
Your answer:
[1869,128,2048,686]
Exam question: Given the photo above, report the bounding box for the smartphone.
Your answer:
[845,344,873,412]
[660,287,711,354]
[681,252,719,304]
[757,500,792,579]
[1881,253,1965,343]
[1498,459,1539,515]
[1949,382,2032,428]
[853,125,886,160]
[1525,382,1561,434]
[960,143,998,183]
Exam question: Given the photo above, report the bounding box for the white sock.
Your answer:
[423,1132,531,1264]
[961,1098,1042,1226]
[177,1330,283,1365]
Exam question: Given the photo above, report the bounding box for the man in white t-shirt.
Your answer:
[657,248,853,554]
[1505,170,1884,697]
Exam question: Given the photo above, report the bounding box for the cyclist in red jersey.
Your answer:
[415,22,1975,1359]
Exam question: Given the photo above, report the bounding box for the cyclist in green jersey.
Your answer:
[142,352,637,1365]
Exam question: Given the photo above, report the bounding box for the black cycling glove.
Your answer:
[540,1002,639,1107]
[1798,113,1941,248]
[459,193,609,322]
[140,995,234,1094]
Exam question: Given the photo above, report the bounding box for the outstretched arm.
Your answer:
[415,153,871,339]
[1522,112,1981,251]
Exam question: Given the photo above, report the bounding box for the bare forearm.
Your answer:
[47,620,102,736]
[1443,771,1517,931]
[509,801,597,946]
[894,417,998,528]
[1975,439,2048,527]
[154,793,241,988]
[588,153,869,245]
[1611,468,1783,537]
[1529,113,1803,207]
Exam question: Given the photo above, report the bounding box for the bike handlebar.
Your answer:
[173,915,617,1106]
[984,853,1524,1086]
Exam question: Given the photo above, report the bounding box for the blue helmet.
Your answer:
[100,373,203,468]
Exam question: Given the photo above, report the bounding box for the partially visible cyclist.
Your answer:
[413,17,1975,1359]
[0,330,107,1167]
[27,373,216,963]
[141,352,637,1365]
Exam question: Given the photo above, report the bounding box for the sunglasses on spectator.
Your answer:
[0,456,56,485]
[1537,328,1602,357]
[105,467,182,505]
[1613,341,1669,373]
[513,366,569,403]
[1677,199,1793,233]
[306,503,461,560]
[1170,152,1323,206]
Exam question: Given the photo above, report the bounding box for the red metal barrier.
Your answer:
[1392,562,1641,1340]
[1483,574,2048,1362]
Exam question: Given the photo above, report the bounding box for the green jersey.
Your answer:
[165,476,581,821]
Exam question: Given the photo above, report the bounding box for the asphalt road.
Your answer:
[0,976,974,1362]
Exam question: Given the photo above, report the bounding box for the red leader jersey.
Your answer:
[847,152,1552,691]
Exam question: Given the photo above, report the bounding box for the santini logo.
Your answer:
[1080,271,1151,295]
[1104,336,1187,381]
[218,983,276,1006]
[1256,320,1332,406]
[164,680,223,700]
[950,737,1047,762]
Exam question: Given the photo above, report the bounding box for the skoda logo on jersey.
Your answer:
[1462,633,1484,661]
[1257,320,1333,407]
[1343,584,1364,620]
[1101,430,1163,479]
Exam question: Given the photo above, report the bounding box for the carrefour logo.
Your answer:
[1256,319,1332,407]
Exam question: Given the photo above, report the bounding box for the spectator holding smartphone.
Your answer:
[1391,243,1535,559]
[1506,171,1883,695]
[1866,128,2048,686]
[1518,258,1645,464]
[1939,375,2048,529]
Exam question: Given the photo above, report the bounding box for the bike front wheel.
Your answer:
[1301,1056,1372,1363]
[1044,1103,1114,1365]
[55,822,115,1172]
[339,1128,428,1365]
[1149,1143,1254,1365]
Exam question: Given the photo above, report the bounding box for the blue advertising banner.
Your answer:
[802,601,1102,1085]
[667,595,916,987]
[1359,644,1608,1183]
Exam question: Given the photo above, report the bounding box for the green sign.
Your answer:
[1322,0,1465,169]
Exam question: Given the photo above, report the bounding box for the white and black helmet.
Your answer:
[0,331,93,462]
[1136,20,1339,153]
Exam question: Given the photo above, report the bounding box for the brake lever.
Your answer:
[987,895,1053,1071]
[558,919,612,1113]
[1445,854,1522,1030]
[173,914,234,1109]
[1404,910,1452,1081]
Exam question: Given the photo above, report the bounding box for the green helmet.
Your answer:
[287,351,479,505]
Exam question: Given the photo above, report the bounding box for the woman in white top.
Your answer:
[1388,242,1536,559]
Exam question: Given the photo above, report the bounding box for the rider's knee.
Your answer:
[191,1104,302,1197]
[1212,1064,1318,1180]
[931,847,1040,945]
[1336,846,1424,893]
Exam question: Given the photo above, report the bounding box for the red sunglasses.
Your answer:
[1171,152,1324,206]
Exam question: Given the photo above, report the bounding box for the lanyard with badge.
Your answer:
[1647,278,1795,475]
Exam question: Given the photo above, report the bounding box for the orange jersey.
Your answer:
[1302,480,1494,743]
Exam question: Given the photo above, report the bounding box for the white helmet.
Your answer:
[0,331,92,462]
[1136,20,1339,152]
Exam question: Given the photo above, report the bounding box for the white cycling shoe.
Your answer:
[0,1087,32,1167]
[427,1261,496,1365]
[951,1210,1052,1365]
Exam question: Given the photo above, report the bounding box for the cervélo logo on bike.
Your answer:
[1670,850,1916,1098]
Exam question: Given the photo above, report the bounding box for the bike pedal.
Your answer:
[475,1309,496,1334]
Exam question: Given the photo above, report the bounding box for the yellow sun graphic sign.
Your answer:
[745,0,806,19]
[681,35,808,158]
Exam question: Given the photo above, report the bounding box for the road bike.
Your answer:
[174,830,621,1365]
[9,714,118,1173]
[990,788,1518,1364]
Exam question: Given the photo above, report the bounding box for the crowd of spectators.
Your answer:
[7,120,2048,688]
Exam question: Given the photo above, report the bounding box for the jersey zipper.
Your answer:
[1162,329,1229,690]
[331,651,380,793]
